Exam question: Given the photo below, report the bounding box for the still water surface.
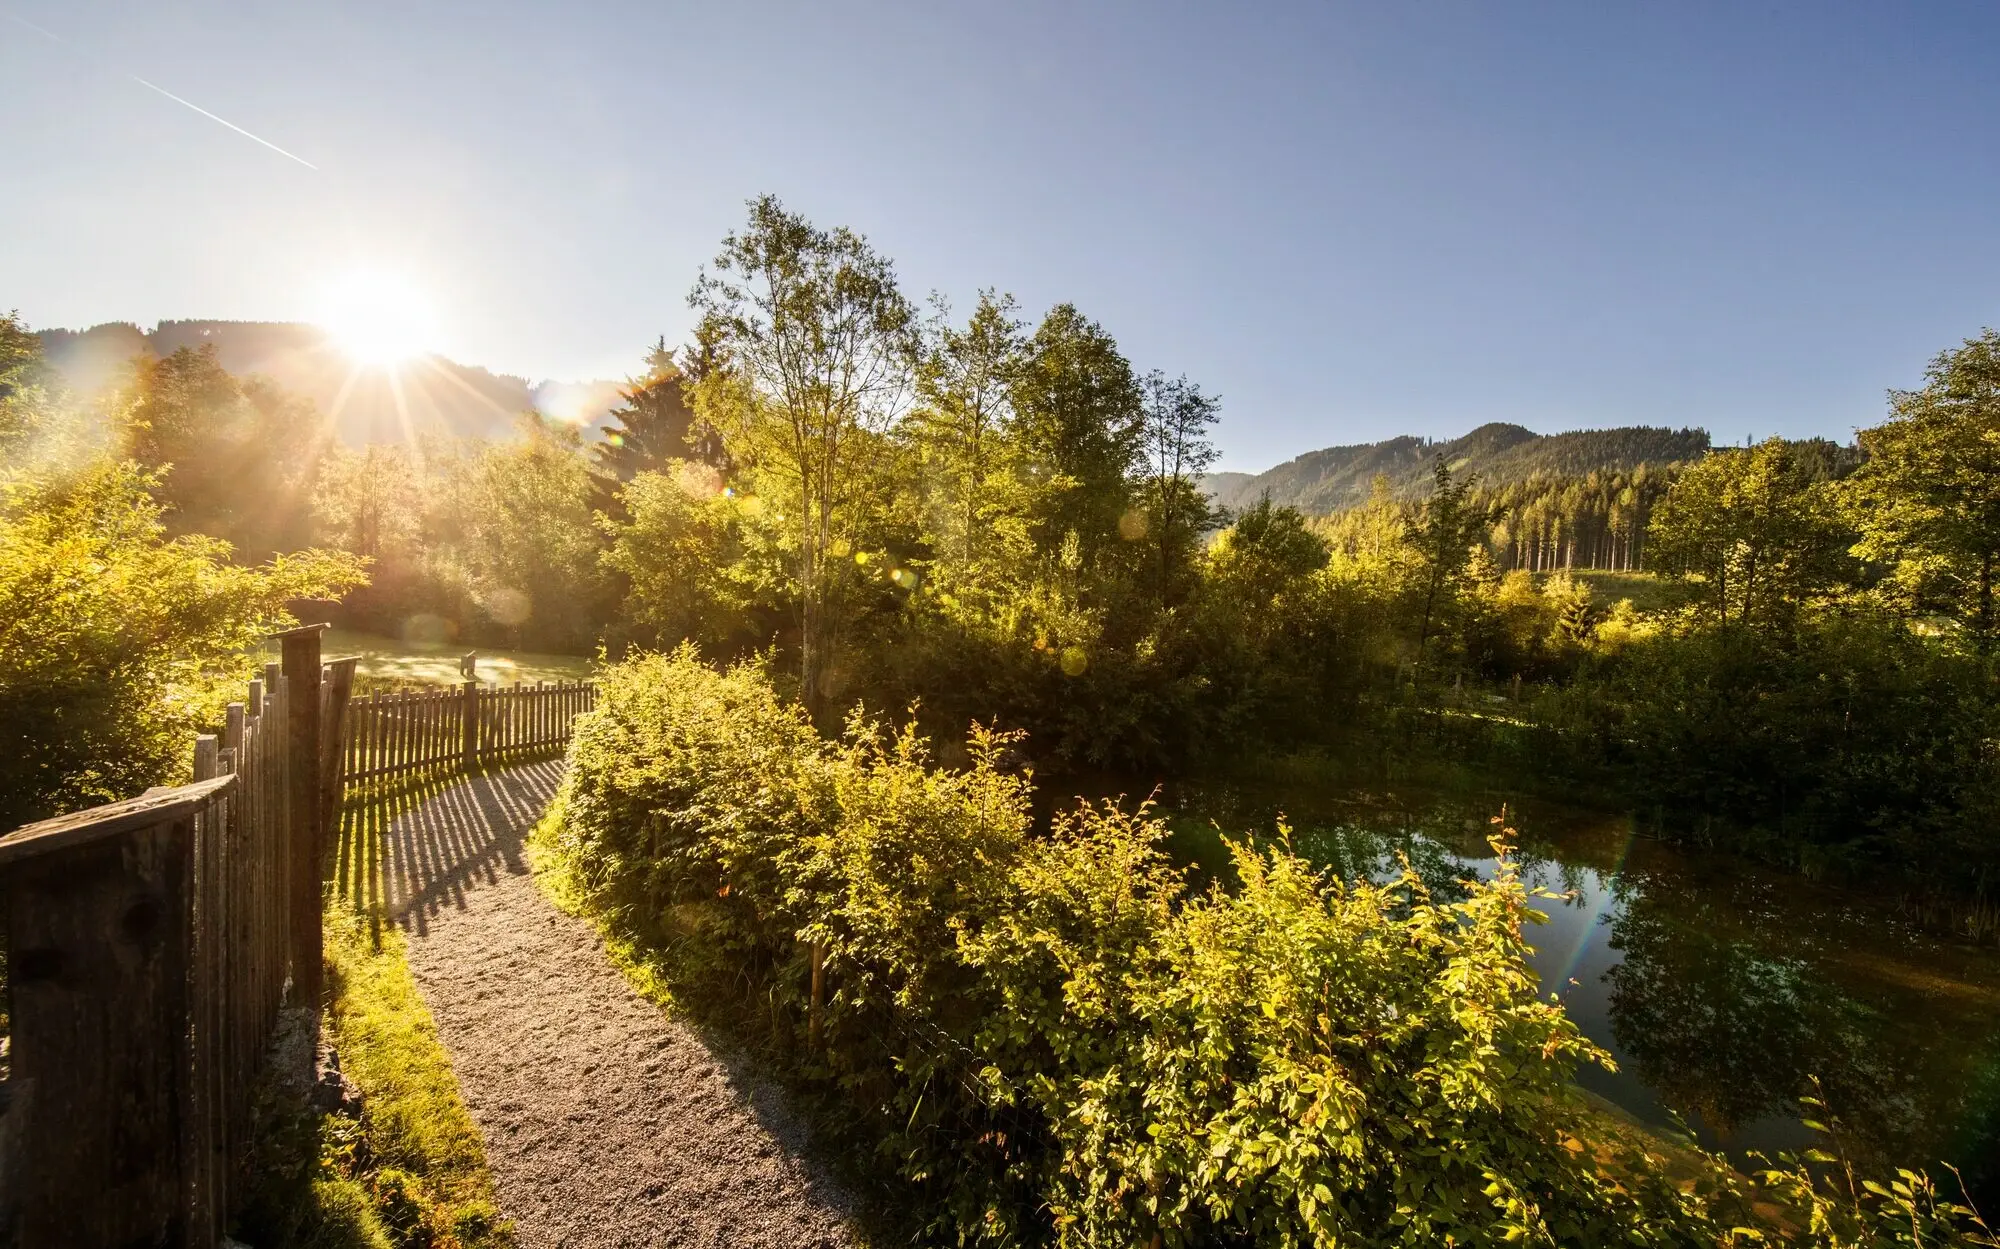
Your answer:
[1155,775,2000,1202]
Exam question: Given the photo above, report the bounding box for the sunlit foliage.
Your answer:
[545,650,1999,1246]
[0,458,362,824]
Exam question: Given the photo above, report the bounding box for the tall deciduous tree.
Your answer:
[118,344,325,558]
[313,442,430,631]
[599,464,742,650]
[0,311,58,462]
[1008,304,1142,568]
[912,290,1027,581]
[1208,496,1329,606]
[1137,370,1221,603]
[1648,438,1849,634]
[1409,457,1502,668]
[689,195,918,714]
[457,415,606,651]
[1844,330,2000,648]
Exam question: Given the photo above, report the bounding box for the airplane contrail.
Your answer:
[6,11,319,171]
[130,76,318,170]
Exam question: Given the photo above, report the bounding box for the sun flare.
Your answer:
[316,269,438,367]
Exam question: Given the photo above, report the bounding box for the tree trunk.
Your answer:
[1981,553,1994,654]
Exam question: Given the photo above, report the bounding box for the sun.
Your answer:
[316,269,439,366]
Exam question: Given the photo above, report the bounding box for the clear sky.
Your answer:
[4,1,1996,470]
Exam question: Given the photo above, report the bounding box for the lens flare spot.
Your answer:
[1118,509,1149,541]
[1060,646,1089,676]
[483,587,531,627]
[675,462,724,499]
[401,613,455,645]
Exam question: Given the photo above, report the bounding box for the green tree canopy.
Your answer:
[689,194,919,715]
[0,311,54,458]
[1136,369,1222,604]
[598,463,743,651]
[118,344,326,559]
[911,290,1028,583]
[1008,303,1142,567]
[1208,496,1329,605]
[454,416,606,652]
[0,459,364,826]
[1648,437,1851,634]
[1409,457,1502,667]
[1844,329,2000,646]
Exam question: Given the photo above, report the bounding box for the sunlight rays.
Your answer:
[317,270,438,366]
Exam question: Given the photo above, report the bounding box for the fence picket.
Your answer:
[316,674,592,788]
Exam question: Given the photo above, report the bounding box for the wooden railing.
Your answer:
[0,631,596,1246]
[0,630,346,1246]
[341,679,597,785]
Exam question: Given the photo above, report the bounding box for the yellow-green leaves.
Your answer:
[545,651,1990,1248]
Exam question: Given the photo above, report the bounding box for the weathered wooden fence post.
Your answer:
[462,678,480,771]
[0,637,393,1244]
[0,808,202,1245]
[278,624,326,1015]
[318,657,358,850]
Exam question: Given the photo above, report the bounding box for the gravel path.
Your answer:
[385,763,859,1248]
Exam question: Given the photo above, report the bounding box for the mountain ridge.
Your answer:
[34,318,624,445]
[1204,422,1712,514]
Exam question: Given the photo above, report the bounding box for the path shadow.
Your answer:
[333,759,565,936]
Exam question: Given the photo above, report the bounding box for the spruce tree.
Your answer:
[591,337,728,515]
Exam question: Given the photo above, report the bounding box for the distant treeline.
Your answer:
[1303,437,1865,574]
[1204,421,1712,513]
[33,319,623,445]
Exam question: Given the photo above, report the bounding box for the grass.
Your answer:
[236,806,515,1248]
[1572,567,1689,614]
[266,627,594,689]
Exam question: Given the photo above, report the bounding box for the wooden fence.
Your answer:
[342,679,597,785]
[0,629,595,1246]
[0,632,336,1246]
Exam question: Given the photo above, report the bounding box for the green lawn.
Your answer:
[267,628,595,689]
[1571,568,1688,614]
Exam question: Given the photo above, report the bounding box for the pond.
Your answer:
[1146,771,2000,1204]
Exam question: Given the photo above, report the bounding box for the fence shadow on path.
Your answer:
[333,758,566,937]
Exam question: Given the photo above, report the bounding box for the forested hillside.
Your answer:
[1206,422,1710,513]
[1218,424,1863,574]
[35,319,621,445]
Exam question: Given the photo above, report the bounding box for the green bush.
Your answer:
[0,458,364,826]
[544,648,1996,1247]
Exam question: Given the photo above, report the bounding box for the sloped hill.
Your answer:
[35,319,622,445]
[1206,422,1710,514]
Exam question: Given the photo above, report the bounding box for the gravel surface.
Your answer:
[388,764,859,1248]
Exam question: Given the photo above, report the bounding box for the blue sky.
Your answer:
[4,1,1996,470]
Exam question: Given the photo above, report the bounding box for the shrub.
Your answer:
[544,647,1996,1247]
[0,458,364,826]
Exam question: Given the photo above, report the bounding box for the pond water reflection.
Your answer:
[1159,778,2000,1203]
